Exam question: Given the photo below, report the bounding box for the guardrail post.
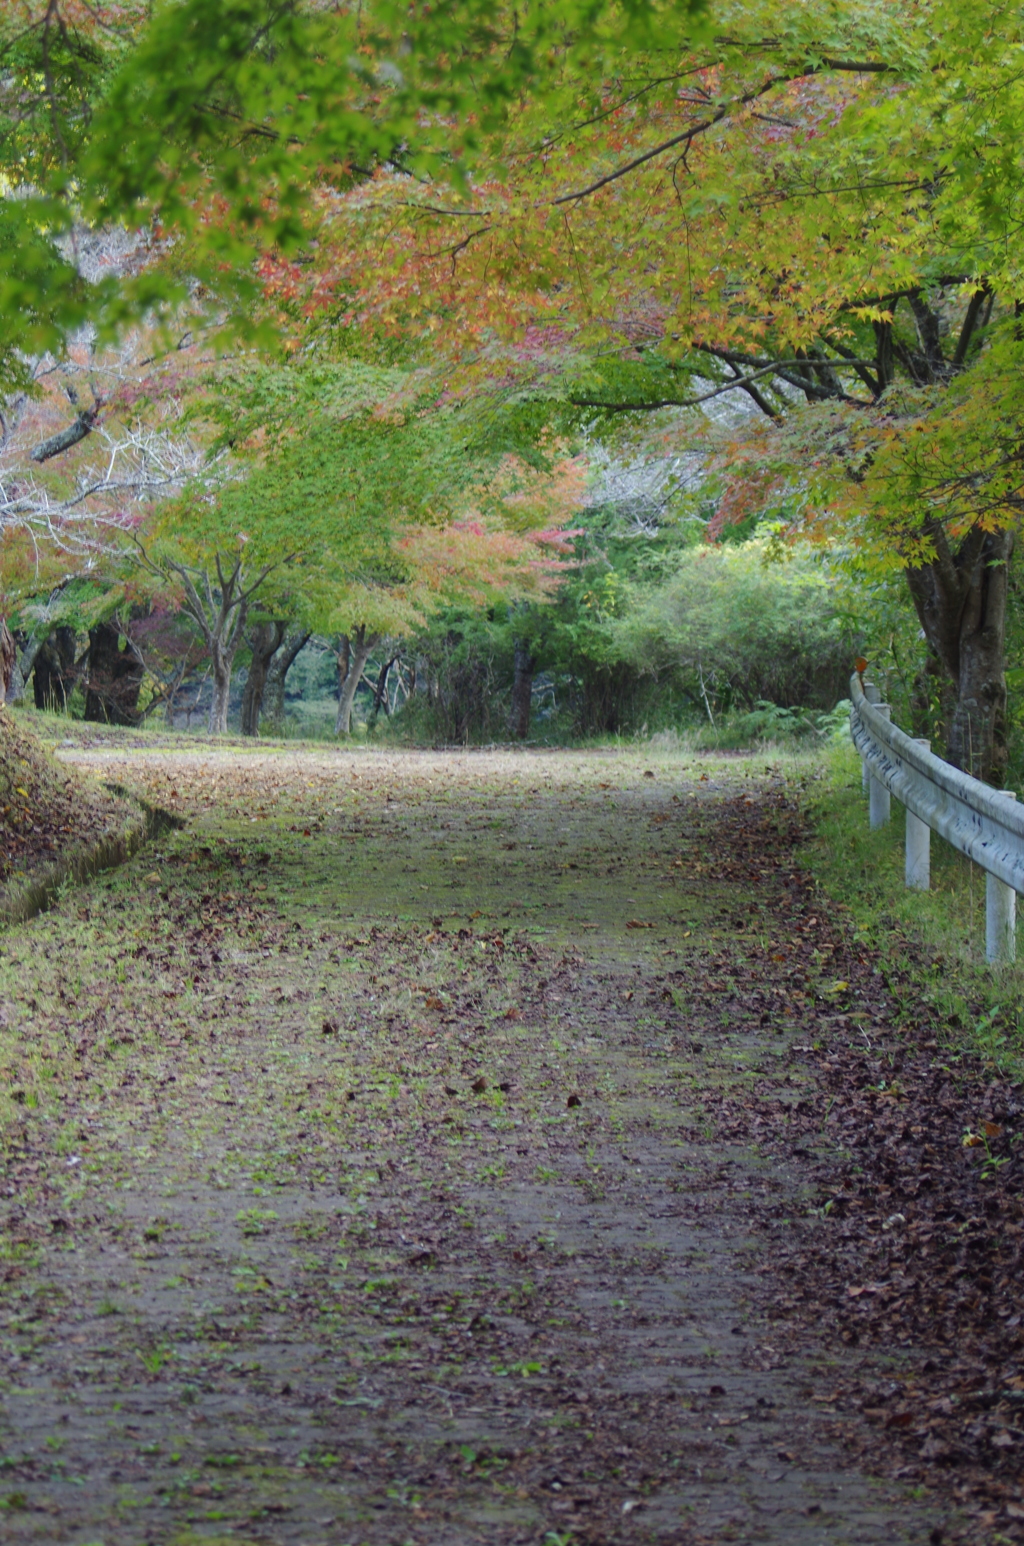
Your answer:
[862,683,881,791]
[868,705,891,829]
[905,739,932,890]
[987,791,1018,964]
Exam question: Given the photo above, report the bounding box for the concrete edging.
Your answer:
[0,794,183,929]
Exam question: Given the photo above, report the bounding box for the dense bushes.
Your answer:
[376,533,860,744]
[612,542,855,713]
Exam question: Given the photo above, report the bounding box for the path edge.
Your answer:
[0,791,184,929]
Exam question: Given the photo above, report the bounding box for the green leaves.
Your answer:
[144,357,580,636]
[0,201,89,391]
[81,0,711,271]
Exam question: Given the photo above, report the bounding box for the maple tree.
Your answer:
[1,1,605,726]
[130,360,581,733]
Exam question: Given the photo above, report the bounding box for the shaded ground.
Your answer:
[0,740,1020,1543]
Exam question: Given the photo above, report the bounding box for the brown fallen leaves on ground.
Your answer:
[1,740,1021,1541]
[698,789,1024,1537]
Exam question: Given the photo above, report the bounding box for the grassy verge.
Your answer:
[797,739,1024,1077]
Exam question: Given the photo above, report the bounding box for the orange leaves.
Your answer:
[707,465,784,539]
[394,517,573,608]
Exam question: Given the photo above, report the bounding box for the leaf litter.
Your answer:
[0,738,1014,1542]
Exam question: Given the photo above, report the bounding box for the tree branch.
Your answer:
[31,407,99,462]
[951,285,991,369]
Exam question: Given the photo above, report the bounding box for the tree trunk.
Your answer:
[509,639,537,741]
[264,630,310,726]
[14,631,43,700]
[0,620,14,700]
[240,619,286,737]
[32,627,77,712]
[164,657,192,728]
[209,639,236,734]
[335,633,350,722]
[368,652,399,727]
[84,622,144,725]
[335,626,376,736]
[904,525,1014,784]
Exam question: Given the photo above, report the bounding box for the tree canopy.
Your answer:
[4,0,1024,771]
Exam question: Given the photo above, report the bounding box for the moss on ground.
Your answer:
[0,741,956,1544]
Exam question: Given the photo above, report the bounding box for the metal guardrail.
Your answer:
[849,672,1024,963]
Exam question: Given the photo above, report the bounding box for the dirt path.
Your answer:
[0,746,958,1543]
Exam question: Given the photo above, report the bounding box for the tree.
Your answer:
[132,539,291,734]
[240,617,286,736]
[0,619,13,699]
[264,629,311,728]
[182,359,583,734]
[334,626,377,737]
[83,620,144,725]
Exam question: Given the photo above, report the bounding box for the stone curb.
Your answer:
[0,793,184,929]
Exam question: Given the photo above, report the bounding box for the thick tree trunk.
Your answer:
[240,620,286,737]
[32,627,77,711]
[335,626,376,736]
[509,639,537,741]
[264,631,310,726]
[0,620,14,700]
[335,634,350,718]
[84,622,144,725]
[209,640,236,735]
[905,525,1013,784]
[15,632,44,699]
